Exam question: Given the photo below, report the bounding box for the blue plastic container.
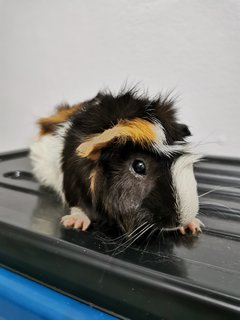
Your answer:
[0,267,117,320]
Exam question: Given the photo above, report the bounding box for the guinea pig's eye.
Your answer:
[132,159,146,175]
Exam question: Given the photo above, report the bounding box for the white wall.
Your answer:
[1,0,240,157]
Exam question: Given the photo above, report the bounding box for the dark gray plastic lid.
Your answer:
[0,150,239,319]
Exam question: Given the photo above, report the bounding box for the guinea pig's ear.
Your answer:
[175,123,191,140]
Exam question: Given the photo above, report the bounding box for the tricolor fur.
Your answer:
[30,88,200,234]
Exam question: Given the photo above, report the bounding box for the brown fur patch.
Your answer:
[77,118,157,160]
[89,169,97,195]
[38,103,82,135]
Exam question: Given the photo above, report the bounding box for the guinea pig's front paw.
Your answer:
[61,211,91,231]
[178,218,204,235]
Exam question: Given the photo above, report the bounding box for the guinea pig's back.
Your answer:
[30,123,69,199]
[29,103,83,199]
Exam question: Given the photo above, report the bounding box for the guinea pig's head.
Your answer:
[76,90,200,234]
[94,144,199,234]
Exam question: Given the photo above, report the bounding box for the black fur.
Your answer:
[62,89,190,233]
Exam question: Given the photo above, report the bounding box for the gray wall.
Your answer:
[1,0,240,156]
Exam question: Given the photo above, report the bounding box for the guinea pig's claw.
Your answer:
[61,213,91,231]
[179,226,186,235]
[179,218,204,235]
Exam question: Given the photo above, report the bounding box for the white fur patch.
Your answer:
[171,154,200,226]
[152,120,188,156]
[152,120,167,144]
[29,122,71,201]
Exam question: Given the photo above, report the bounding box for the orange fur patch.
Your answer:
[77,118,157,160]
[38,103,82,135]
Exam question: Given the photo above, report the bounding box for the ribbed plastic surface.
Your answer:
[0,150,239,319]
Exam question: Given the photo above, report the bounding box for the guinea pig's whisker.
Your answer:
[96,232,127,243]
[200,201,237,214]
[110,223,153,254]
[198,185,225,198]
[125,221,149,238]
[110,225,150,253]
[120,226,153,253]
[161,226,179,232]
[122,224,154,250]
[95,233,126,243]
[198,211,207,216]
[98,221,149,245]
[142,226,159,254]
[104,222,149,251]
[146,225,159,241]
[158,228,165,242]
[188,135,223,151]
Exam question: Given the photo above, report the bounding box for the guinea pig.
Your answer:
[30,88,202,237]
